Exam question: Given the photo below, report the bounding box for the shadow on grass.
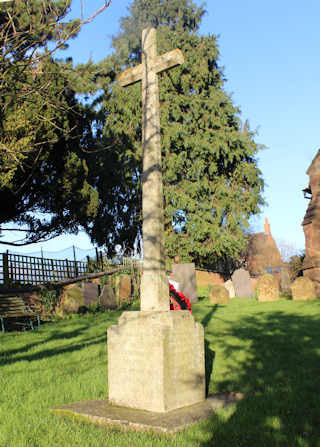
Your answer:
[198,305,218,396]
[187,311,320,447]
[0,311,122,367]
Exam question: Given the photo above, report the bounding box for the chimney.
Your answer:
[264,217,271,236]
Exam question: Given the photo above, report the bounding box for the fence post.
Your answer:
[66,259,71,278]
[100,251,103,271]
[51,259,55,281]
[3,252,9,286]
[74,261,79,277]
[95,247,99,271]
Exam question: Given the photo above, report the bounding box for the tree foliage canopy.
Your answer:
[90,0,265,267]
[0,0,110,246]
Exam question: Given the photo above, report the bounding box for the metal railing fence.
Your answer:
[0,252,91,286]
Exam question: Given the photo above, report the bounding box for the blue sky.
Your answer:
[2,0,319,255]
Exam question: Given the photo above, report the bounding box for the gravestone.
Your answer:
[82,282,99,307]
[107,28,205,413]
[224,279,235,298]
[59,284,84,315]
[113,274,131,304]
[231,268,254,298]
[291,277,316,301]
[280,268,291,294]
[257,274,280,302]
[171,263,198,303]
[209,284,229,304]
[99,285,117,310]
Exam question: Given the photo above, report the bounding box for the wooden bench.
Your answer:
[0,295,41,333]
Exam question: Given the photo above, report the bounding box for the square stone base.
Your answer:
[107,311,205,412]
[52,394,243,433]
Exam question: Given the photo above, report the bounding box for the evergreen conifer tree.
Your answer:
[92,0,264,267]
[0,1,110,246]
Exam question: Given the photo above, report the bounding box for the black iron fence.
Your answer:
[0,251,102,286]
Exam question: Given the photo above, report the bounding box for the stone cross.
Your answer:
[118,28,184,311]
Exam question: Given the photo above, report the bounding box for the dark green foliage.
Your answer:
[39,285,61,314]
[91,0,264,266]
[0,1,99,245]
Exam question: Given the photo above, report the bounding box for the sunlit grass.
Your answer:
[1,293,320,446]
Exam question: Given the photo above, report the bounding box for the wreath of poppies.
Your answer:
[169,283,192,314]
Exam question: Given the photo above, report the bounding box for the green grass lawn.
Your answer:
[1,293,320,447]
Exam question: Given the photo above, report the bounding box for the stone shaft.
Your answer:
[140,28,168,311]
[118,28,183,311]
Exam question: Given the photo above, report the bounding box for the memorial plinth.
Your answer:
[107,311,205,412]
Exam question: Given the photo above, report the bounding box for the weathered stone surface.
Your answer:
[209,285,229,304]
[195,270,225,288]
[113,274,131,304]
[171,263,198,303]
[224,280,235,298]
[280,268,291,294]
[302,149,320,294]
[118,29,183,312]
[107,311,205,412]
[257,274,280,302]
[52,393,243,434]
[99,285,117,310]
[231,268,254,298]
[291,277,316,301]
[59,284,84,314]
[81,282,99,307]
[246,218,283,276]
[303,268,320,297]
[251,277,258,291]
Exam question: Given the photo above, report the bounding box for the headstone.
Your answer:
[231,268,254,298]
[291,277,316,301]
[113,274,131,304]
[107,28,205,413]
[82,282,99,306]
[280,268,291,294]
[257,274,280,302]
[224,279,235,298]
[171,263,198,303]
[209,285,229,304]
[99,285,117,310]
[60,284,84,314]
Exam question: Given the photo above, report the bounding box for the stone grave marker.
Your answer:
[99,285,117,310]
[59,284,84,315]
[231,268,254,298]
[280,268,291,294]
[113,274,132,304]
[82,282,99,307]
[224,279,235,298]
[171,263,198,303]
[209,284,229,304]
[107,27,205,413]
[257,273,280,302]
[291,277,316,300]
